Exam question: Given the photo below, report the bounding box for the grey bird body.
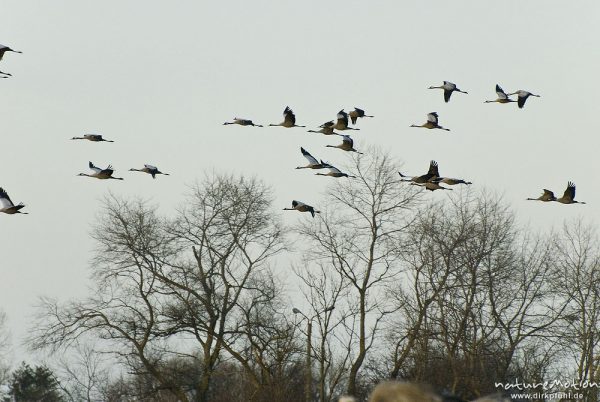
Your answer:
[71,134,114,142]
[410,112,450,131]
[78,161,124,180]
[0,187,28,215]
[283,200,320,217]
[485,84,516,104]
[429,81,468,102]
[129,164,170,179]
[348,107,374,124]
[399,160,440,183]
[269,106,305,128]
[326,134,363,154]
[223,117,263,127]
[507,89,540,109]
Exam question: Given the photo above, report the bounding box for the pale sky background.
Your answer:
[1,1,599,363]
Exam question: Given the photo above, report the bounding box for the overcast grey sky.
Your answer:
[1,1,599,362]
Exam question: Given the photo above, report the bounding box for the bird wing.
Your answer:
[300,147,319,165]
[337,110,349,126]
[101,165,114,175]
[427,160,439,177]
[320,120,334,128]
[542,189,555,198]
[563,182,576,200]
[415,173,433,183]
[293,200,308,209]
[443,89,452,102]
[283,106,296,125]
[517,96,527,108]
[342,135,353,146]
[443,81,456,89]
[144,164,158,170]
[427,113,439,124]
[86,134,102,141]
[496,84,509,99]
[354,107,365,116]
[0,188,15,208]
[327,165,343,174]
[89,162,102,173]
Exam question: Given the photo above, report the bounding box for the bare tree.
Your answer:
[28,174,285,402]
[294,260,351,402]
[296,148,422,396]
[54,343,111,402]
[161,174,285,401]
[387,190,564,398]
[553,219,600,402]
[0,311,10,393]
[233,277,306,402]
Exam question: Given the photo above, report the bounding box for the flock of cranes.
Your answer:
[1,44,26,214]
[527,182,586,205]
[0,35,587,402]
[225,106,369,216]
[1,44,587,217]
[0,44,21,78]
[0,42,172,215]
[222,79,585,217]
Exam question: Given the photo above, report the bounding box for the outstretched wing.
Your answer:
[443,81,456,89]
[0,187,15,208]
[327,165,343,175]
[342,135,353,147]
[101,165,115,175]
[496,84,509,100]
[443,89,452,102]
[89,161,102,173]
[563,182,576,200]
[427,160,439,177]
[337,110,349,127]
[293,200,309,209]
[427,112,439,124]
[542,189,555,199]
[283,106,296,125]
[300,147,319,165]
